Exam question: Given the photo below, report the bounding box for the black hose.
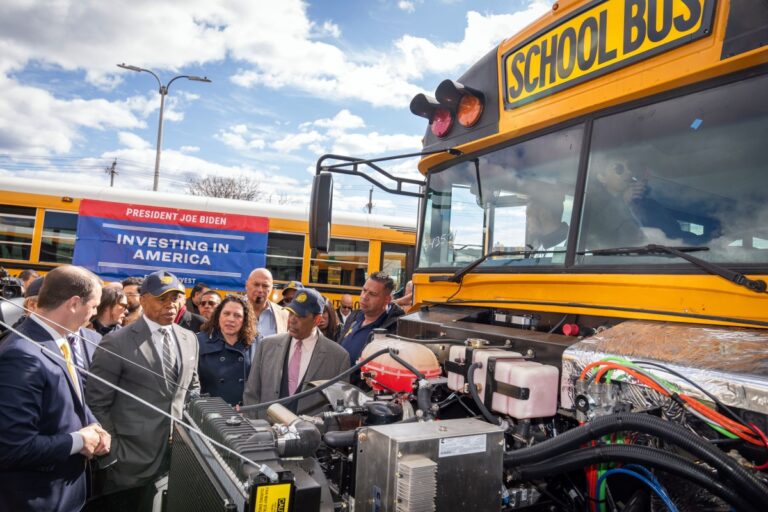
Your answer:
[467,362,503,426]
[416,383,433,419]
[388,349,426,380]
[323,430,357,449]
[502,412,768,505]
[510,444,758,512]
[385,334,466,345]
[240,348,390,412]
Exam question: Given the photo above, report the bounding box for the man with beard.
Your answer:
[120,276,144,326]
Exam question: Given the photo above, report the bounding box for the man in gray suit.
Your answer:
[243,288,350,419]
[86,270,200,512]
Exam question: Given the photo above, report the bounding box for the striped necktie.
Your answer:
[161,328,178,391]
[67,334,85,369]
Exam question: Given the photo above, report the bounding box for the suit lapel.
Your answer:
[24,320,87,418]
[131,319,168,395]
[171,324,190,388]
[274,334,291,386]
[302,332,327,384]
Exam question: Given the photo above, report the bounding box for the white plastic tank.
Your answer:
[491,361,559,419]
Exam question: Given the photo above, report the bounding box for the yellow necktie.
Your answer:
[60,342,82,401]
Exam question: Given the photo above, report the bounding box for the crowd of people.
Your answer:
[0,264,413,512]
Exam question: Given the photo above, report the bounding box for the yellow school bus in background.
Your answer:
[0,177,415,306]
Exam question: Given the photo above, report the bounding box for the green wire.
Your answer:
[592,358,740,439]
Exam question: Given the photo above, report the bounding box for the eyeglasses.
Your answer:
[611,162,630,175]
[200,300,220,307]
[117,303,129,309]
[340,305,352,310]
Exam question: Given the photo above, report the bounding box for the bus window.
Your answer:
[381,243,413,292]
[310,238,368,287]
[0,205,36,261]
[578,73,768,265]
[40,210,77,264]
[266,233,304,281]
[418,125,582,269]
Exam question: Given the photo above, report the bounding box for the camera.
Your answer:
[0,268,23,300]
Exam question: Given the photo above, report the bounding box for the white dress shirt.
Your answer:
[288,327,318,386]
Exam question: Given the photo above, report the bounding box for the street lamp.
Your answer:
[117,63,211,191]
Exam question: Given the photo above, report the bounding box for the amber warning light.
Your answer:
[410,79,484,138]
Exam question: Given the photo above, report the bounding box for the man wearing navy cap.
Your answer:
[277,280,303,306]
[243,288,350,419]
[87,270,200,511]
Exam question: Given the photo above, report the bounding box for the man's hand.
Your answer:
[91,423,112,456]
[623,180,646,203]
[78,425,101,458]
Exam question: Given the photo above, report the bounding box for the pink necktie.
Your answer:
[287,340,303,395]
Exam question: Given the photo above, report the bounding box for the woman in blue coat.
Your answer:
[196,294,257,406]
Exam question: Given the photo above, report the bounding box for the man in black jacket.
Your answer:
[339,272,404,365]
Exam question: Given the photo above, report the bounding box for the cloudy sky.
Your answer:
[0,0,549,218]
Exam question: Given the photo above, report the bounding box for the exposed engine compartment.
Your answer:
[167,307,768,512]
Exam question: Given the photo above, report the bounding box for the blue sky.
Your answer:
[0,0,549,218]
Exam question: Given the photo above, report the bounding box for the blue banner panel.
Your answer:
[73,200,268,290]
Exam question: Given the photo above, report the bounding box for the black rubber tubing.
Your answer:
[239,348,391,412]
[503,412,768,506]
[467,362,504,426]
[509,444,759,512]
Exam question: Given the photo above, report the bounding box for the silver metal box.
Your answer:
[354,418,504,512]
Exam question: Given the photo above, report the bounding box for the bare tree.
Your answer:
[186,175,264,201]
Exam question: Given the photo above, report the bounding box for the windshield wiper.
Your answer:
[585,244,767,294]
[429,249,567,283]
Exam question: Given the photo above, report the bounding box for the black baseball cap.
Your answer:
[139,270,184,297]
[284,288,324,317]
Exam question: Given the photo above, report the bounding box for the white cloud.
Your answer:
[317,21,341,38]
[273,131,325,153]
[398,1,416,13]
[0,76,143,155]
[118,132,150,150]
[214,125,266,151]
[180,145,200,153]
[307,109,365,131]
[330,132,421,156]
[226,1,549,108]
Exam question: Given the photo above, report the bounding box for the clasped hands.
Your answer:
[78,424,111,458]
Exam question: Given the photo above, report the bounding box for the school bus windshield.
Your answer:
[418,72,768,270]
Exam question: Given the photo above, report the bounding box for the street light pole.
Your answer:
[117,63,211,191]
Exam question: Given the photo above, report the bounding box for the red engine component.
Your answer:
[360,337,442,392]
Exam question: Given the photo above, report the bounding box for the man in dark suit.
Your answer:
[243,288,350,419]
[0,265,110,512]
[86,270,200,512]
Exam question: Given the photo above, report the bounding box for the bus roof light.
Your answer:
[410,93,441,120]
[436,79,484,127]
[411,93,454,138]
[430,107,453,138]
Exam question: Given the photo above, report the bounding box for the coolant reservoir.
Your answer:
[491,361,559,419]
[360,336,442,392]
[447,347,523,392]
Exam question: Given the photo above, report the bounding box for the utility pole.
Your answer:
[105,159,118,187]
[365,187,374,214]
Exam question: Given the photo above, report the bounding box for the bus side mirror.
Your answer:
[309,172,333,253]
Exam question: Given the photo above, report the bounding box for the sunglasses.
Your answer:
[340,305,352,310]
[200,300,220,307]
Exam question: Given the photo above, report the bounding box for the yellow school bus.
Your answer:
[0,177,415,305]
[306,1,768,508]
[394,0,768,329]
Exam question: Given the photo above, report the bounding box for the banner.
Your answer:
[73,199,268,289]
